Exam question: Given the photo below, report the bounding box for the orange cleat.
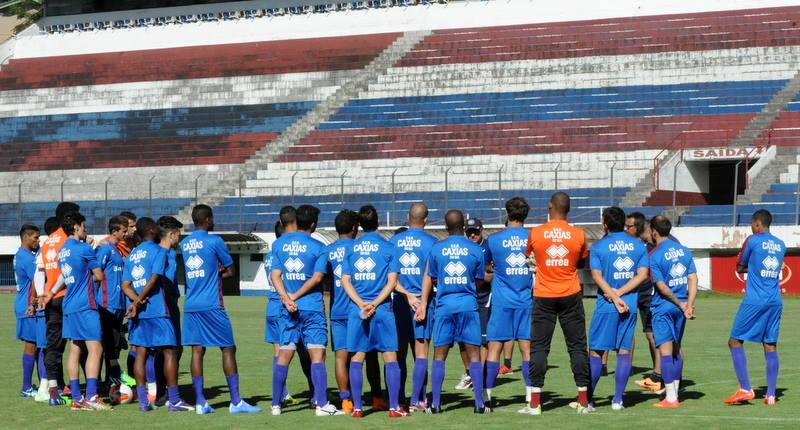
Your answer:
[764,396,777,405]
[351,409,364,418]
[653,399,680,408]
[389,408,411,418]
[342,399,354,414]
[372,396,387,411]
[498,365,514,376]
[724,388,755,404]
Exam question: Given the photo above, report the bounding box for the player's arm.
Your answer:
[415,265,433,322]
[685,273,698,319]
[736,237,752,273]
[221,264,235,279]
[653,279,683,309]
[292,272,323,301]
[371,272,398,308]
[341,273,373,316]
[215,238,236,278]
[39,274,65,310]
[591,269,628,313]
[121,280,139,318]
[271,268,297,312]
[616,267,649,296]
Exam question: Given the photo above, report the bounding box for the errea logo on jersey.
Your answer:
[131,265,147,289]
[444,261,468,285]
[185,255,205,279]
[354,257,377,281]
[400,252,421,276]
[668,263,688,287]
[61,263,75,285]
[505,252,529,275]
[761,256,781,278]
[44,248,59,270]
[545,244,569,267]
[284,258,306,281]
[613,256,634,280]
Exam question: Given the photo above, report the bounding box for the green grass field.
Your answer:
[1,293,798,429]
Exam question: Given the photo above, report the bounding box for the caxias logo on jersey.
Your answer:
[354,257,376,281]
[444,261,468,285]
[399,252,421,276]
[284,257,306,281]
[545,244,569,267]
[613,256,634,280]
[185,255,205,280]
[505,252,529,275]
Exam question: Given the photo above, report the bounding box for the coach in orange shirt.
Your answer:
[521,192,591,415]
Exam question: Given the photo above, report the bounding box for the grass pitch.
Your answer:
[1,293,798,429]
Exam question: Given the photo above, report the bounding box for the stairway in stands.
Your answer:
[174,30,431,225]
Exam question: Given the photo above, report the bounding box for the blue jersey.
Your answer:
[58,238,101,315]
[264,250,279,301]
[95,242,125,312]
[342,232,398,304]
[271,231,325,312]
[589,231,648,314]
[649,239,697,313]
[738,231,786,306]
[391,228,438,295]
[485,226,532,309]
[160,247,180,301]
[427,235,485,315]
[180,230,234,312]
[315,237,354,319]
[13,247,36,319]
[122,241,169,319]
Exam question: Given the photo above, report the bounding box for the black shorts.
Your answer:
[478,305,490,346]
[637,292,653,333]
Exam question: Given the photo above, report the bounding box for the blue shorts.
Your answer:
[63,309,102,342]
[129,317,177,348]
[393,295,434,341]
[730,303,782,344]
[264,316,281,344]
[168,302,182,346]
[330,318,348,351]
[16,316,37,343]
[266,299,282,317]
[182,309,235,347]
[487,306,531,342]
[36,315,47,348]
[651,306,686,347]
[347,305,398,353]
[433,310,482,347]
[279,309,327,349]
[589,311,637,351]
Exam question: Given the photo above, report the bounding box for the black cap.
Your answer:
[465,218,483,232]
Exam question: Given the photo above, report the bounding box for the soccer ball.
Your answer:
[110,384,134,405]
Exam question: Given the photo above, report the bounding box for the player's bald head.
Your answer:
[550,192,571,216]
[407,203,428,227]
[445,209,464,235]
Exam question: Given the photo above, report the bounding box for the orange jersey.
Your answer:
[103,235,132,257]
[525,220,588,298]
[41,227,68,298]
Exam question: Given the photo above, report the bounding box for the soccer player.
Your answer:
[416,209,488,414]
[180,204,261,414]
[648,215,697,408]
[341,205,407,418]
[391,204,438,411]
[39,202,80,406]
[95,216,127,399]
[122,217,192,412]
[269,204,341,417]
[118,211,138,257]
[32,219,55,402]
[483,197,533,409]
[305,209,359,413]
[14,224,41,398]
[725,209,786,406]
[588,207,649,410]
[57,212,111,411]
[523,192,591,415]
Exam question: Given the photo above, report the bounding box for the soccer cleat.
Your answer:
[71,399,91,411]
[764,396,777,405]
[473,406,492,414]
[167,400,195,412]
[429,405,443,414]
[575,404,594,414]
[195,401,215,415]
[371,396,387,411]
[518,404,542,415]
[351,409,364,418]
[155,393,168,408]
[455,373,473,390]
[271,405,282,416]
[85,396,112,411]
[48,396,67,407]
[389,408,411,417]
[229,400,262,414]
[611,402,624,411]
[341,399,354,414]
[409,401,428,413]
[19,387,37,398]
[498,365,514,375]
[282,394,300,406]
[120,372,136,387]
[653,399,680,408]
[35,389,50,403]
[316,402,344,416]
[724,388,755,404]
[139,403,156,413]
[62,386,72,396]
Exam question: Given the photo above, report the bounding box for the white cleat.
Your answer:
[454,373,473,390]
[518,404,542,415]
[611,402,624,411]
[315,402,344,416]
[271,405,282,416]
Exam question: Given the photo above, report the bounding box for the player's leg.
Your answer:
[762,304,781,405]
[484,306,507,407]
[654,340,678,407]
[162,347,191,411]
[726,303,759,403]
[611,311,636,409]
[303,310,338,415]
[44,297,67,403]
[133,346,152,411]
[431,345,450,412]
[500,341,515,374]
[457,311,487,413]
[464,343,486,412]
[455,342,471,390]
[20,339,37,396]
[365,351,384,410]
[525,296,557,414]
[518,339,532,399]
[559,293,591,412]
[67,341,85,406]
[349,351,367,416]
[410,338,429,409]
[272,346,296,411]
[383,350,406,416]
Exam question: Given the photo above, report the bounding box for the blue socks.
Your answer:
[70,379,81,402]
[273,357,289,400]
[521,360,531,387]
[397,357,407,404]
[469,361,484,409]
[349,361,364,410]
[226,373,241,405]
[311,362,328,407]
[168,386,180,404]
[386,361,401,410]
[431,360,445,407]
[589,355,603,392]
[137,385,148,407]
[37,349,47,380]
[192,376,206,406]
[340,390,351,400]
[613,353,631,404]
[660,354,674,385]
[145,355,156,384]
[21,353,35,391]
[272,364,288,407]
[765,351,779,397]
[86,378,98,399]
[485,361,500,390]
[411,358,427,404]
[730,347,751,391]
